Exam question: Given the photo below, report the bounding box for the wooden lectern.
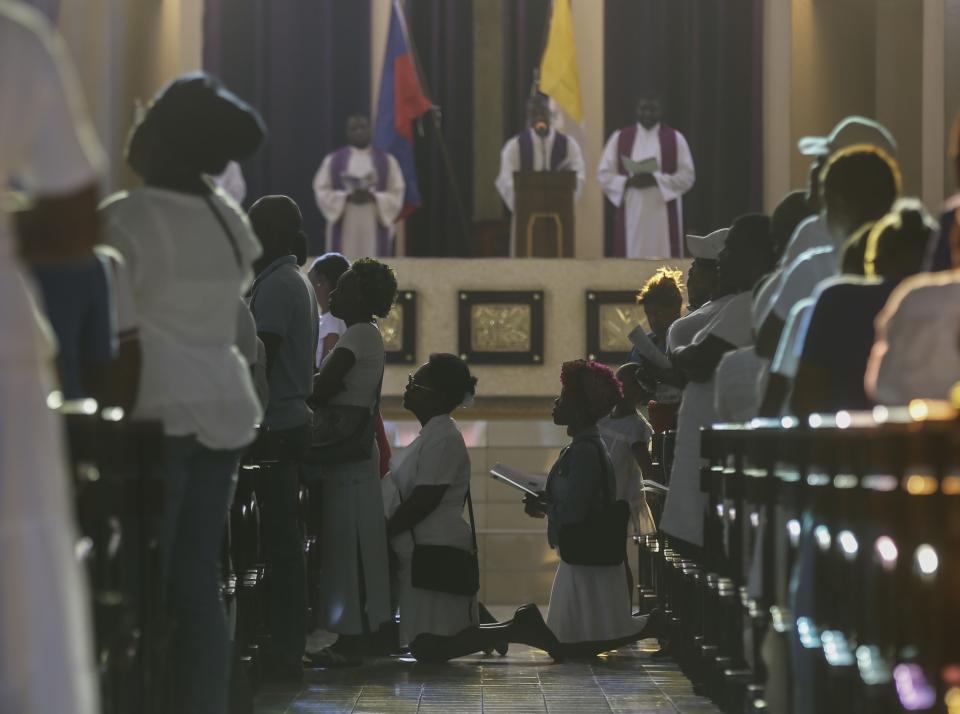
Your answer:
[513,170,576,257]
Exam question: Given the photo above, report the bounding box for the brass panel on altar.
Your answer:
[585,290,649,364]
[381,291,417,364]
[458,291,544,365]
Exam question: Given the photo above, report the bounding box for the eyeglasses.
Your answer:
[407,374,437,392]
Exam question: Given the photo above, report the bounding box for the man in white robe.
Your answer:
[495,94,585,256]
[597,95,695,259]
[313,115,404,258]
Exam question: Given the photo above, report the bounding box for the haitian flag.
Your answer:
[374,0,433,220]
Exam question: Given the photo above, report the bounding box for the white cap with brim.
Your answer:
[686,228,728,260]
[798,116,897,158]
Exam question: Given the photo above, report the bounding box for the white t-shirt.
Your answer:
[780,215,832,270]
[316,311,347,367]
[597,413,653,533]
[766,247,838,323]
[714,346,767,423]
[867,272,960,405]
[771,298,815,380]
[325,321,384,408]
[0,1,104,363]
[388,414,473,556]
[101,186,263,449]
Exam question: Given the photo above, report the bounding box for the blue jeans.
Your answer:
[161,436,242,714]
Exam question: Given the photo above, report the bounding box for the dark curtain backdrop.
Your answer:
[404,0,474,257]
[604,0,764,253]
[502,0,550,141]
[203,1,371,254]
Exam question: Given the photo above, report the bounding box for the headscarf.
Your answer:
[127,72,265,179]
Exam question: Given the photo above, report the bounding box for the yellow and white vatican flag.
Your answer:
[538,0,588,176]
[538,0,583,125]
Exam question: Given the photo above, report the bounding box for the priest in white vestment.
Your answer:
[495,94,585,256]
[598,96,695,259]
[313,115,405,258]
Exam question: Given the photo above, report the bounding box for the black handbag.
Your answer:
[410,488,480,597]
[304,370,383,467]
[557,440,630,566]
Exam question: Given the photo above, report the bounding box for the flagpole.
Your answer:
[398,2,472,255]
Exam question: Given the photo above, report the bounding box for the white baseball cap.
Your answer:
[686,228,728,260]
[798,116,897,158]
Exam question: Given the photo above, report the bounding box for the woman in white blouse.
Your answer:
[385,354,560,662]
[311,258,395,653]
[100,74,265,714]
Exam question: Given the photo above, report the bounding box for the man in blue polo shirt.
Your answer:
[248,195,319,681]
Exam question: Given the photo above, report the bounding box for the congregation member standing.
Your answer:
[629,267,684,432]
[247,195,319,681]
[792,200,932,416]
[313,115,405,258]
[598,94,695,258]
[660,215,774,550]
[307,252,350,365]
[495,93,585,256]
[101,73,265,714]
[311,258,396,654]
[1,3,105,711]
[307,251,392,479]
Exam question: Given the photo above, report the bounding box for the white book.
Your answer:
[621,155,659,176]
[489,463,547,498]
[628,325,672,370]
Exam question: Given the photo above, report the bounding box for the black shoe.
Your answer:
[511,604,561,660]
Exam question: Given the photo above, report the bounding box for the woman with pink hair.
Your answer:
[524,360,655,658]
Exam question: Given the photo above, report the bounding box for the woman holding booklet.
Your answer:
[523,360,658,658]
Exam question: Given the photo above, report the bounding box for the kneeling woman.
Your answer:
[385,354,559,662]
[524,360,652,658]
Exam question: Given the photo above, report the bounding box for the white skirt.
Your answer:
[318,446,392,635]
[396,555,478,647]
[546,560,644,644]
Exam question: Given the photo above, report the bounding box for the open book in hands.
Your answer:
[621,155,659,176]
[489,463,547,498]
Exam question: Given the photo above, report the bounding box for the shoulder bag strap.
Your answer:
[202,192,243,268]
[588,437,613,507]
[465,488,478,554]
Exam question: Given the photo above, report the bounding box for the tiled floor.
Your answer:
[254,638,719,714]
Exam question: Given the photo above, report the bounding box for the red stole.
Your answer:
[613,124,682,258]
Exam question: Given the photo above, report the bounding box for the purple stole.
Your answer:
[328,146,392,256]
[613,124,682,258]
[517,129,569,171]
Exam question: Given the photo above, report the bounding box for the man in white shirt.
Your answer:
[313,115,405,258]
[598,95,695,258]
[0,3,105,712]
[495,94,585,256]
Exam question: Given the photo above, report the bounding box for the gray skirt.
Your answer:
[317,444,392,635]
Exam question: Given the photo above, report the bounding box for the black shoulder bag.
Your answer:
[410,488,480,597]
[304,367,383,467]
[557,439,630,566]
